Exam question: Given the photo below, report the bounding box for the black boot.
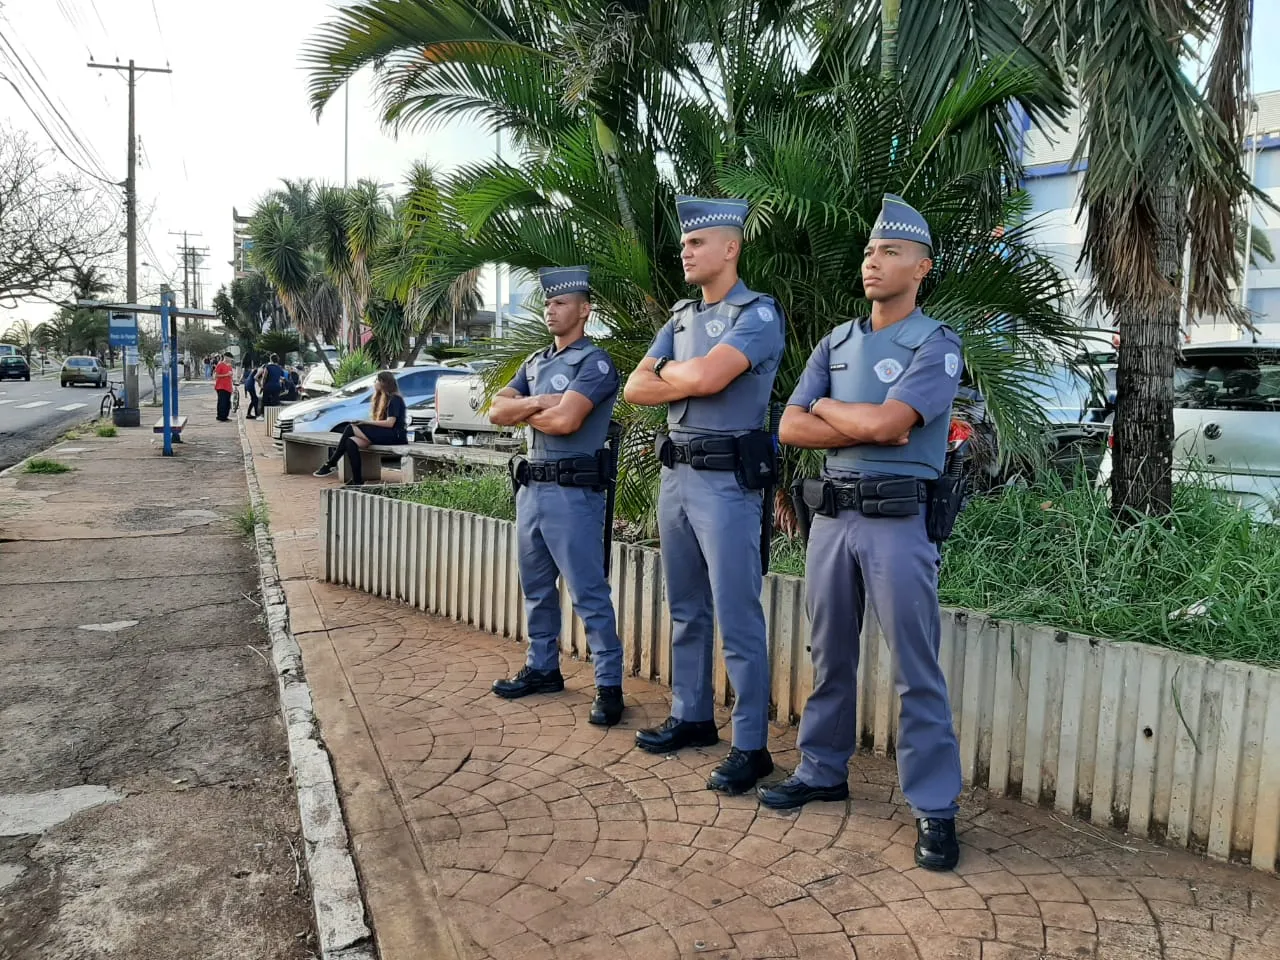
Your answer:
[635,716,719,754]
[588,686,624,727]
[915,818,960,872]
[491,666,565,700]
[757,776,850,810]
[707,747,773,795]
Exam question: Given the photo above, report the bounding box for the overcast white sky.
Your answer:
[0,0,490,324]
[2,0,1279,330]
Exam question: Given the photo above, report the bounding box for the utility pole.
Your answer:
[169,230,208,327]
[88,58,171,422]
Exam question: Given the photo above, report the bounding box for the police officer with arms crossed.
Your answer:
[488,267,627,727]
[624,197,784,794]
[757,195,965,872]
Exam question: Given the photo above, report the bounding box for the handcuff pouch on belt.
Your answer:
[508,455,605,491]
[654,430,776,491]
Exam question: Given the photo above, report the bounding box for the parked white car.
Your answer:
[1096,341,1280,520]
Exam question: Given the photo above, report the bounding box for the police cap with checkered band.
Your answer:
[538,266,590,297]
[869,193,932,252]
[676,196,748,233]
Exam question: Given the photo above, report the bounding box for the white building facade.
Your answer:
[1019,91,1280,343]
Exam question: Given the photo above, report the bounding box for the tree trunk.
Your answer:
[1110,186,1182,518]
[881,0,901,77]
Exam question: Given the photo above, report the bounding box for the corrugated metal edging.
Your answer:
[321,502,1280,875]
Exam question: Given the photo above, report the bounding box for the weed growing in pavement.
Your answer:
[233,504,267,537]
[95,425,118,438]
[24,458,71,474]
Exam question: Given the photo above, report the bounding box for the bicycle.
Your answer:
[100,380,125,419]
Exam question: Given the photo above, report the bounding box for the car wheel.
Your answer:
[24,374,30,381]
[61,380,68,387]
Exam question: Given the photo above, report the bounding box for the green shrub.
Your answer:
[331,348,377,388]
[383,469,515,521]
[95,425,118,438]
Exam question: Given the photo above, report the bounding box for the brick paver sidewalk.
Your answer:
[246,423,1280,960]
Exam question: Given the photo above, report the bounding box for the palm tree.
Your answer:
[1,319,36,360]
[305,0,1083,528]
[1021,1,1260,517]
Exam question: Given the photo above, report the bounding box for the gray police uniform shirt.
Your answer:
[788,309,964,480]
[508,337,619,459]
[645,279,784,437]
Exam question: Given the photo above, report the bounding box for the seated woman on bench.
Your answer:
[313,372,407,485]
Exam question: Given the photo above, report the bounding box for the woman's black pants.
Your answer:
[325,425,364,483]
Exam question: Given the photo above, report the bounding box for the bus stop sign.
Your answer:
[108,312,138,347]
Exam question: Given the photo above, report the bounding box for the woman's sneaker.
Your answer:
[313,464,335,477]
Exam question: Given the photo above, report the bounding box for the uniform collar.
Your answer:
[544,336,592,358]
[703,278,751,309]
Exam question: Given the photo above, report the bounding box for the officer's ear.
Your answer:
[721,226,743,262]
[913,245,933,283]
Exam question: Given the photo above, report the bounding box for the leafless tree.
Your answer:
[0,126,121,309]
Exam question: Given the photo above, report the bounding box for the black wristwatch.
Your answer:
[653,357,671,378]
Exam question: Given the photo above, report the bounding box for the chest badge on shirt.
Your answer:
[874,358,904,383]
[550,373,570,391]
[944,353,960,377]
[704,318,726,338]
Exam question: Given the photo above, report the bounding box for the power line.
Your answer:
[0,75,118,185]
[0,30,114,180]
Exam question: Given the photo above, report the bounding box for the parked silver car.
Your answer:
[272,365,468,441]
[1096,341,1280,520]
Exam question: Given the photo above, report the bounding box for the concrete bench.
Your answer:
[400,443,514,481]
[153,416,188,437]
[282,432,412,483]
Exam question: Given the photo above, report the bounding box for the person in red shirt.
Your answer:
[214,352,235,421]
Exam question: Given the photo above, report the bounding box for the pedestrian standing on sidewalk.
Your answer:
[243,359,260,420]
[260,354,286,408]
[214,352,235,422]
[623,196,785,794]
[757,194,965,873]
[486,266,626,727]
[312,371,407,485]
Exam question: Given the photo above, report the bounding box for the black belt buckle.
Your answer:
[529,461,558,483]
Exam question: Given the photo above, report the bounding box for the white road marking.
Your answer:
[15,401,51,409]
[0,399,14,405]
[56,403,87,411]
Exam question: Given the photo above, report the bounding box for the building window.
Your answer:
[1024,172,1078,214]
[1246,285,1280,324]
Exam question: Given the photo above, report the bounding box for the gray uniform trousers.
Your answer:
[516,482,623,686]
[658,462,770,751]
[795,508,962,818]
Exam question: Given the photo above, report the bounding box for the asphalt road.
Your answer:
[0,371,155,472]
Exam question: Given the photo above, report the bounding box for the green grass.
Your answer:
[95,425,117,438]
[24,458,71,475]
[233,504,267,537]
[371,468,1280,666]
[383,469,516,521]
[938,476,1280,665]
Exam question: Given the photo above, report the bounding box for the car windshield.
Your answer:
[1175,349,1280,410]
[335,373,378,398]
[1,357,22,365]
[1026,364,1094,407]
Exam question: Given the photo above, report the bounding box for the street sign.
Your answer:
[108,312,139,347]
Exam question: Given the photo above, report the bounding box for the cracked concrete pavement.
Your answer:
[0,390,316,959]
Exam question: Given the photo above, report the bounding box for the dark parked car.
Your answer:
[60,356,107,388]
[0,355,30,381]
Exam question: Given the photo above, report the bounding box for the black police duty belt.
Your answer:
[804,476,928,518]
[657,434,738,471]
[518,456,605,488]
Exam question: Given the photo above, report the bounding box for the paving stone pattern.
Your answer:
[249,427,1280,960]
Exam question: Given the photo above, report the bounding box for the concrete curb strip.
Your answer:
[237,418,375,960]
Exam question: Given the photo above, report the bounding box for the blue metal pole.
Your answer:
[160,292,173,455]
[169,315,180,425]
